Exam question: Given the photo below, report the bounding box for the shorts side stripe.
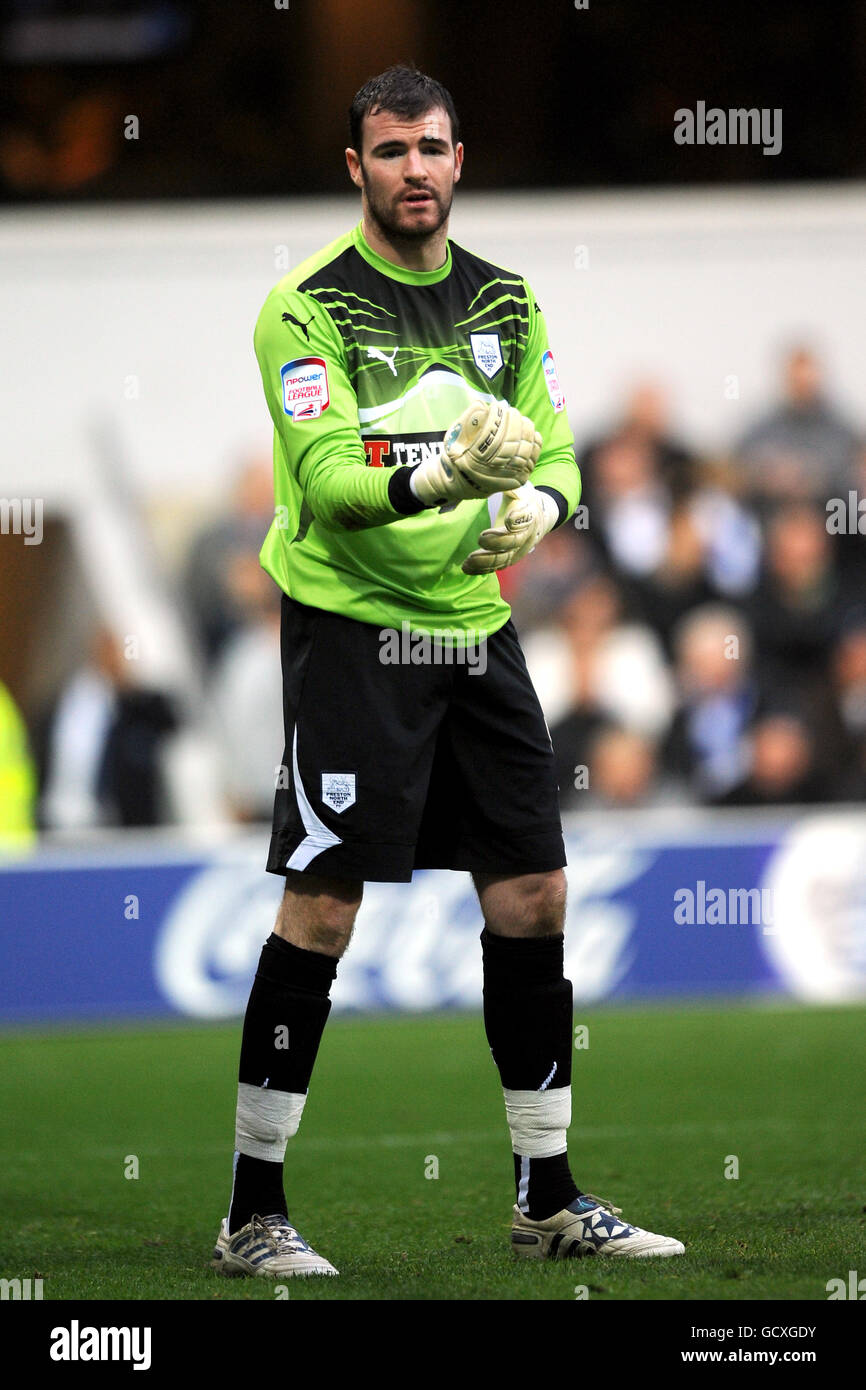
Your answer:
[285,725,342,871]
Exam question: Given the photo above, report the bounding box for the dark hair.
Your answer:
[349,64,459,154]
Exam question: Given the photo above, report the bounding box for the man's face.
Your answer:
[785,350,821,407]
[346,104,463,240]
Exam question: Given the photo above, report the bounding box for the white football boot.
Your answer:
[511,1193,685,1259]
[212,1212,338,1277]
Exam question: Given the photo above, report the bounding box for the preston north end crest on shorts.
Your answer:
[470,332,504,380]
[321,772,356,814]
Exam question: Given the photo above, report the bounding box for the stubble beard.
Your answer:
[361,166,453,245]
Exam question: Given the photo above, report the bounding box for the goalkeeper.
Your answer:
[212,64,684,1277]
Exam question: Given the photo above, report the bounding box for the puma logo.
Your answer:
[366,344,399,376]
[282,311,314,340]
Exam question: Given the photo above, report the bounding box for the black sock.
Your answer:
[481,927,581,1221]
[229,1154,288,1229]
[513,1152,583,1222]
[237,933,338,1091]
[228,933,338,1233]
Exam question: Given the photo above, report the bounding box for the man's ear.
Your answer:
[453,141,464,185]
[345,147,364,189]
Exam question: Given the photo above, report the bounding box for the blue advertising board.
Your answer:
[1,810,865,1022]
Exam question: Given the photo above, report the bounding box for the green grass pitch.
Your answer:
[3,1002,865,1301]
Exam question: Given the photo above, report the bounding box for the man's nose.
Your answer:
[403,148,427,180]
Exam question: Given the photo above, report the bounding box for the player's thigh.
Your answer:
[268,596,452,882]
[417,619,565,875]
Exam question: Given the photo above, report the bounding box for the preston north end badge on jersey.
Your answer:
[321,772,356,814]
[470,332,504,380]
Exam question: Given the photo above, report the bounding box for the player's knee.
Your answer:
[480,868,566,937]
[307,884,362,955]
[275,874,362,957]
[524,869,566,935]
[304,915,356,957]
[274,911,357,958]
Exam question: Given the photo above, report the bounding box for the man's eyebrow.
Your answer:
[370,135,449,153]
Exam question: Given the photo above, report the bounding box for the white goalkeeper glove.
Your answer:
[461,484,560,574]
[409,398,542,507]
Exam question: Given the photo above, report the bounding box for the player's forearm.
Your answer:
[301,455,425,532]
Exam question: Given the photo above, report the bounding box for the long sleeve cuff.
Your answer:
[387,465,428,516]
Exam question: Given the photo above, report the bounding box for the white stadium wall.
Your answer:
[2,183,866,511]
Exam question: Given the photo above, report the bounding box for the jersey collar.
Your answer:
[352,222,452,285]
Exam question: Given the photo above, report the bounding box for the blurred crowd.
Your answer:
[22,458,281,836]
[511,346,866,812]
[3,342,865,842]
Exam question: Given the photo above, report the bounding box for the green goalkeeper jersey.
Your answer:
[255,221,581,636]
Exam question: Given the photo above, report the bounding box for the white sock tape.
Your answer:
[503,1086,571,1159]
[235,1082,307,1162]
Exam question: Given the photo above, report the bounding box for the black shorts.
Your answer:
[267,596,566,883]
